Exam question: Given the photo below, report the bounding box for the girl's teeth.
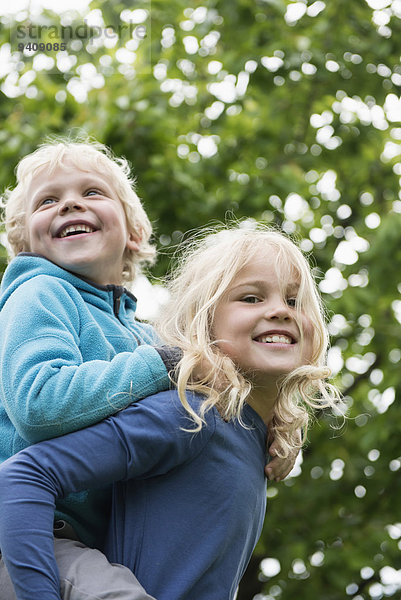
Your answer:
[258,335,292,344]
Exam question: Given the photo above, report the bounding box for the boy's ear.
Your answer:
[126,231,142,252]
[20,234,30,253]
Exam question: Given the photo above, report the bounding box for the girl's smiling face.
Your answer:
[212,250,314,390]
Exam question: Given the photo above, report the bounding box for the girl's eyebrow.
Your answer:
[229,279,269,291]
[230,279,300,292]
[287,283,300,294]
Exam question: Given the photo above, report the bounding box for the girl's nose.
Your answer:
[264,296,291,320]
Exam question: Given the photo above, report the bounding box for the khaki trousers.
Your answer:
[0,537,156,600]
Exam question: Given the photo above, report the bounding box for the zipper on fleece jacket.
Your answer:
[113,288,123,317]
[111,286,140,346]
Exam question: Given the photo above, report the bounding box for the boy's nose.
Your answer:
[58,196,85,214]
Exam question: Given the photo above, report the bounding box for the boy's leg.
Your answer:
[55,538,156,600]
[0,557,17,600]
[0,542,156,600]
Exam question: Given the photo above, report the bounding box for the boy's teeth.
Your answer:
[258,334,292,344]
[60,224,94,238]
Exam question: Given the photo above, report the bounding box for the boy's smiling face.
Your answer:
[23,165,140,285]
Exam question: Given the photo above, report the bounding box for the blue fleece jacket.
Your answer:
[0,253,171,546]
[0,391,268,600]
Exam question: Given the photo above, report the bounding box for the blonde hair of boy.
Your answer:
[157,223,342,457]
[2,138,155,283]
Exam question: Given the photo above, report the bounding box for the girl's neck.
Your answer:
[246,385,278,426]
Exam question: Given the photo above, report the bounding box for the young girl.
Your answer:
[0,223,341,600]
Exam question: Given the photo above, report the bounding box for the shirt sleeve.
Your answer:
[0,393,213,600]
[0,278,171,442]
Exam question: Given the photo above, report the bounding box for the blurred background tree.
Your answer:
[0,1,400,598]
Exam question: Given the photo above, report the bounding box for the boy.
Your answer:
[0,139,180,599]
[0,141,294,599]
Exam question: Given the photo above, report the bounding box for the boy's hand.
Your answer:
[154,347,183,383]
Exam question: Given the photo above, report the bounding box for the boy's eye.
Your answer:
[40,198,56,206]
[241,295,261,304]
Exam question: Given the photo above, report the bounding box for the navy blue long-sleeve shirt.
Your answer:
[0,390,267,600]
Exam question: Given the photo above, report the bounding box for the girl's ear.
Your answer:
[126,231,142,252]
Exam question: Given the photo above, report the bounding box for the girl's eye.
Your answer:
[241,295,261,304]
[85,189,100,196]
[287,297,297,308]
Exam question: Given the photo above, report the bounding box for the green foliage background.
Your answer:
[1,1,400,598]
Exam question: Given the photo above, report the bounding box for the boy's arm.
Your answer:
[0,280,176,443]
[0,395,211,600]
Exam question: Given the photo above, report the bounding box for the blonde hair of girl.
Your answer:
[157,222,342,457]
